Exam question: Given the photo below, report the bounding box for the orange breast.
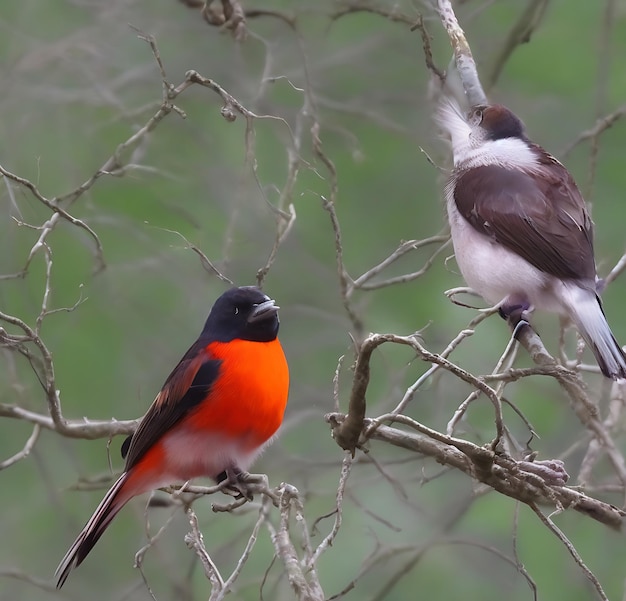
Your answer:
[185,338,289,449]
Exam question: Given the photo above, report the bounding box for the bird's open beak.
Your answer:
[247,299,279,323]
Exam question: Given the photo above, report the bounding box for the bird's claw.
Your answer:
[221,468,267,501]
[498,301,533,339]
[511,318,531,340]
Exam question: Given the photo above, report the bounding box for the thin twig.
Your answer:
[529,503,609,600]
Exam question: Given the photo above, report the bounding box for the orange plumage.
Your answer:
[56,286,289,587]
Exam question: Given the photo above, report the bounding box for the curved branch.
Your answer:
[365,420,624,530]
[329,332,505,456]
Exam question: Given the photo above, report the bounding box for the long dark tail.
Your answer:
[56,472,130,588]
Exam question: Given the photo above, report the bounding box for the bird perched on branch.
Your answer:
[436,100,626,379]
[56,286,290,587]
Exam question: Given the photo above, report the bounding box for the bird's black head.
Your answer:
[202,286,280,343]
[468,104,526,141]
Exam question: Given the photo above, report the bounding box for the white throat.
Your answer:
[459,137,539,171]
[436,100,539,171]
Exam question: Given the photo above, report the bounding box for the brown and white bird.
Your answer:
[437,100,626,379]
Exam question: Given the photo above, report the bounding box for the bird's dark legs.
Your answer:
[216,466,263,500]
[498,298,533,340]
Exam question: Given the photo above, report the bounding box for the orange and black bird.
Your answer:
[56,286,289,587]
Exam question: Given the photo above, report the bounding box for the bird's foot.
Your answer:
[498,301,532,339]
[511,318,531,340]
[218,467,267,501]
[516,457,569,486]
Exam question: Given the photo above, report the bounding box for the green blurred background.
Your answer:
[1,1,626,599]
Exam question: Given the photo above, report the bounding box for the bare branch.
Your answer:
[350,235,450,293]
[515,325,626,490]
[434,0,487,105]
[364,421,624,529]
[486,0,549,89]
[185,507,225,593]
[308,453,352,567]
[310,122,364,337]
[153,226,233,284]
[602,250,626,288]
[214,498,271,601]
[0,424,40,471]
[529,503,609,601]
[0,403,137,438]
[412,13,446,84]
[269,484,325,601]
[562,103,626,157]
[0,568,58,592]
[3,8,625,600]
[0,164,105,274]
[329,2,417,26]
[329,332,505,455]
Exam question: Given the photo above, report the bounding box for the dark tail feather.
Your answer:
[56,472,130,588]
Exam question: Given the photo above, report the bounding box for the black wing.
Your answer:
[123,339,221,471]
